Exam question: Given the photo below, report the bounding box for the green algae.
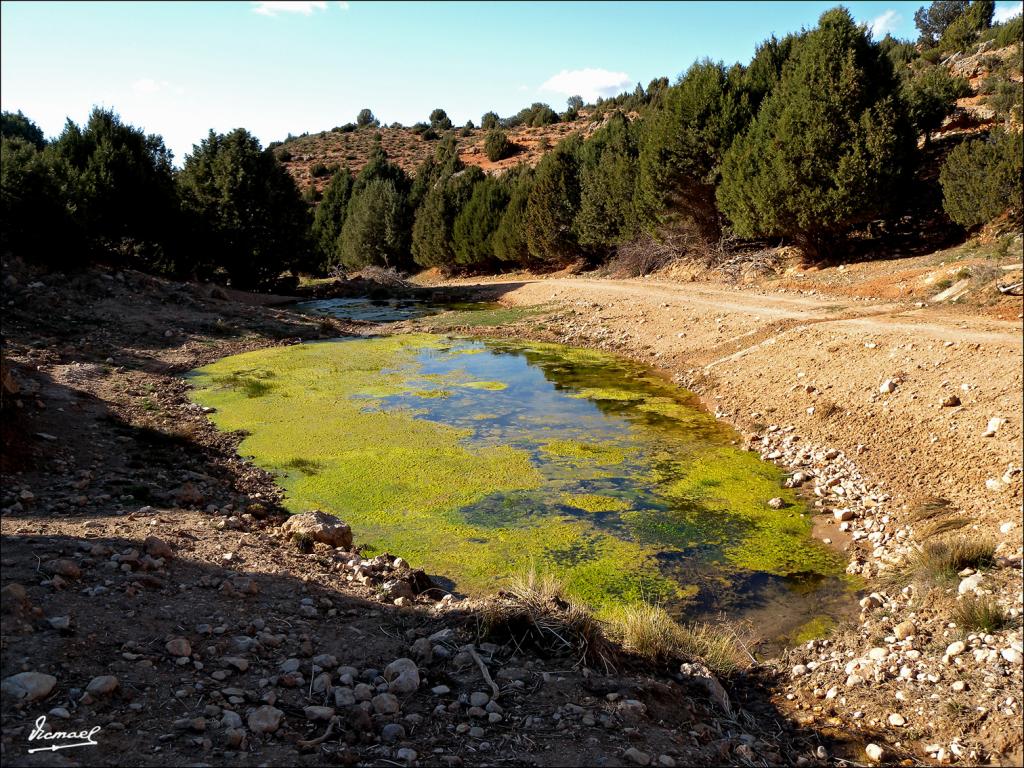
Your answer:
[188,332,846,633]
[560,493,632,513]
[792,615,835,643]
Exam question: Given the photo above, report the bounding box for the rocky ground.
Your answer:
[1,262,832,767]
[2,250,1022,766]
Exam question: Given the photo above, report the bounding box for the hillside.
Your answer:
[276,114,600,195]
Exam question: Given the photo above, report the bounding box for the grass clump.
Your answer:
[885,538,997,589]
[953,594,1009,633]
[606,603,746,674]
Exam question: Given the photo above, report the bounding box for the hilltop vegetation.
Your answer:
[1,2,1021,290]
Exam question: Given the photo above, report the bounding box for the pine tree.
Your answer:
[493,166,534,264]
[311,167,354,270]
[525,136,581,266]
[636,60,746,242]
[940,128,1023,228]
[574,112,639,249]
[452,174,512,270]
[716,8,916,258]
[902,64,971,143]
[338,178,410,270]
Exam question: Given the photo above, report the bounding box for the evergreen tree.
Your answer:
[310,166,354,269]
[429,108,453,131]
[0,110,46,149]
[178,127,309,287]
[412,164,484,269]
[481,111,500,130]
[940,128,1022,227]
[338,178,410,269]
[567,95,584,111]
[636,60,746,242]
[525,136,582,266]
[484,129,512,161]
[452,174,512,270]
[575,112,639,249]
[49,107,180,267]
[493,166,534,264]
[915,0,972,44]
[0,136,80,266]
[716,8,916,258]
[356,108,379,128]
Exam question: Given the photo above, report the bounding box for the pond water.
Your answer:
[294,297,445,324]
[188,334,853,648]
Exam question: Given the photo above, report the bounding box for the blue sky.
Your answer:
[2,0,1021,163]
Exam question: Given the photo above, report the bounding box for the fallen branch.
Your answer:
[469,646,500,700]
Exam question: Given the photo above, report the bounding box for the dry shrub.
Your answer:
[356,265,411,289]
[906,494,953,522]
[480,569,612,671]
[480,569,747,675]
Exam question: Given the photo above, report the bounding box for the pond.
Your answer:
[188,333,852,648]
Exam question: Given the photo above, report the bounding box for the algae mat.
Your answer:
[188,334,847,633]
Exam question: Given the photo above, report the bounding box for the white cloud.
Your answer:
[132,78,184,96]
[994,1,1022,23]
[868,9,901,38]
[539,68,632,103]
[251,2,329,17]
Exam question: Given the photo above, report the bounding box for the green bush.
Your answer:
[310,162,331,178]
[429,108,453,131]
[484,129,511,161]
[940,129,1023,228]
[338,178,410,269]
[493,167,534,263]
[902,64,972,142]
[575,112,638,248]
[481,111,500,130]
[525,136,582,266]
[994,15,1023,47]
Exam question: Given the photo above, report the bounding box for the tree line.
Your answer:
[2,3,1021,290]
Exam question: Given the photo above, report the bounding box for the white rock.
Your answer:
[1001,648,1022,664]
[983,417,1004,437]
[888,713,906,727]
[958,574,983,595]
[247,705,283,733]
[865,743,885,762]
[946,641,966,657]
[791,664,808,677]
[879,379,897,394]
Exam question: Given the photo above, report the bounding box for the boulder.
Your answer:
[383,658,420,694]
[2,672,57,702]
[281,511,352,549]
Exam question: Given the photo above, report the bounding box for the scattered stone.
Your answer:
[86,675,119,696]
[893,620,916,640]
[983,417,1004,437]
[865,743,885,763]
[2,672,57,702]
[165,638,192,657]
[372,692,400,715]
[143,536,174,560]
[1001,648,1023,664]
[469,691,490,707]
[624,747,651,766]
[958,574,983,595]
[44,559,81,579]
[879,379,897,394]
[381,723,407,743]
[767,497,784,509]
[303,705,335,721]
[941,394,961,407]
[396,747,418,765]
[247,705,283,734]
[888,713,906,727]
[383,658,420,695]
[946,641,966,658]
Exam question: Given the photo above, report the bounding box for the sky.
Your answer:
[2,0,1022,164]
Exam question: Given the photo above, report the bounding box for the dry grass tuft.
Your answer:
[480,569,613,671]
[884,537,997,590]
[607,603,747,675]
[480,569,748,676]
[953,594,1009,633]
[907,494,953,522]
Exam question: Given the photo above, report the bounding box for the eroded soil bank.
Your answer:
[1,258,1021,766]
